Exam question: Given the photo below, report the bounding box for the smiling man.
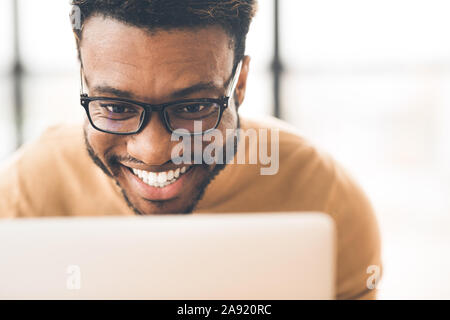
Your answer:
[0,0,381,299]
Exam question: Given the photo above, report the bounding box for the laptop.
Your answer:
[0,212,336,299]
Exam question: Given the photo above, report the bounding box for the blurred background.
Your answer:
[1,0,449,299]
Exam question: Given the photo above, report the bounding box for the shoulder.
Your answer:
[241,115,332,170]
[240,116,382,299]
[28,124,86,157]
[0,124,109,217]
[241,116,372,207]
[325,163,382,299]
[240,116,338,205]
[3,124,90,181]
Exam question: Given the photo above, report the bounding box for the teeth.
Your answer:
[148,172,156,184]
[131,166,190,188]
[158,172,167,184]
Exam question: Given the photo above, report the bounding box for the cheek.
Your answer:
[85,123,119,159]
[218,104,238,133]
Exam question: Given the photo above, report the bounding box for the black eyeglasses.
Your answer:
[80,61,242,136]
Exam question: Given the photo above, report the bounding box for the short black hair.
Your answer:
[70,0,257,67]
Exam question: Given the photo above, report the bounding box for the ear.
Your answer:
[234,55,251,109]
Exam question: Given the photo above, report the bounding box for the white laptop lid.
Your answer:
[0,212,336,299]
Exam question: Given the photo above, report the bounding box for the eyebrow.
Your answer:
[92,81,223,101]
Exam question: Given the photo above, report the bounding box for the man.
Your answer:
[0,0,381,299]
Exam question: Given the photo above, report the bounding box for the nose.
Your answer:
[126,112,175,166]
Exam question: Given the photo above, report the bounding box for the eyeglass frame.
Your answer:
[79,60,243,136]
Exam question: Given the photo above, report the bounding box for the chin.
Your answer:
[133,199,194,215]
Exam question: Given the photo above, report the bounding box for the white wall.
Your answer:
[280,0,450,299]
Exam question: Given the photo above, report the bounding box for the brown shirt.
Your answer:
[0,116,382,299]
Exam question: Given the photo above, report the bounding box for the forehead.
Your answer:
[79,16,235,101]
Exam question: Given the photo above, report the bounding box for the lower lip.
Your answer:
[122,166,195,201]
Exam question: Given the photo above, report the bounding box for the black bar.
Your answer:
[0,300,433,317]
[12,0,23,148]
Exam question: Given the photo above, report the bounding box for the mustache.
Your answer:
[107,154,212,169]
[107,154,145,166]
[106,134,242,169]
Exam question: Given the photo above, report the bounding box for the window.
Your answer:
[0,0,14,158]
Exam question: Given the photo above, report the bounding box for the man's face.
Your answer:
[80,16,249,214]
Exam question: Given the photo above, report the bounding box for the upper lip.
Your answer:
[122,163,190,173]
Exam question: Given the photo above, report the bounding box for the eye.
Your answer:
[101,103,136,114]
[178,104,206,113]
[166,102,219,122]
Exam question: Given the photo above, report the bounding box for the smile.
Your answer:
[130,166,192,188]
